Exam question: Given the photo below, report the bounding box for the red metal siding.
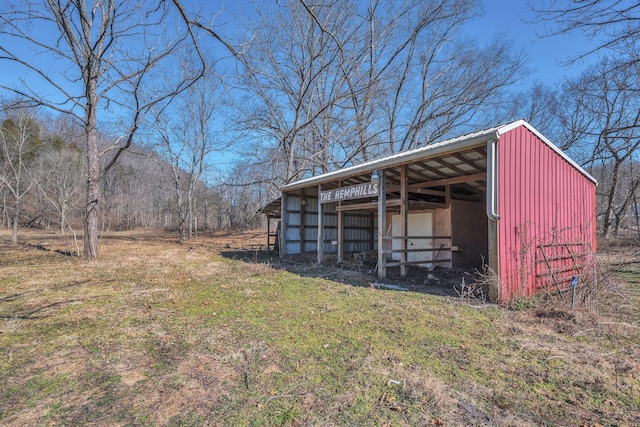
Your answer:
[497,126,596,303]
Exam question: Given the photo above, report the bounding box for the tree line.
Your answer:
[1,0,639,253]
[0,108,263,245]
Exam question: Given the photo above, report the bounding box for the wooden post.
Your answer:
[266,215,271,251]
[337,205,343,263]
[337,181,343,263]
[400,165,408,277]
[317,184,324,263]
[445,184,451,208]
[280,192,288,258]
[377,170,387,279]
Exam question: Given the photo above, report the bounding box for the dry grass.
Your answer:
[1,228,638,426]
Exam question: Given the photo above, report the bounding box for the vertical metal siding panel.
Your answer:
[287,196,300,211]
[534,142,543,291]
[522,128,531,295]
[344,212,373,252]
[529,130,539,295]
[518,129,526,295]
[525,131,532,295]
[498,124,595,303]
[540,144,551,287]
[510,129,519,300]
[527,129,538,295]
[285,195,301,255]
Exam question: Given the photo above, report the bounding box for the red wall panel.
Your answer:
[497,126,596,303]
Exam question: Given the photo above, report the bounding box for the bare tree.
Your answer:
[238,0,527,185]
[490,83,564,140]
[31,141,83,234]
[0,110,42,242]
[151,73,221,244]
[561,58,640,238]
[530,0,640,70]
[0,0,235,257]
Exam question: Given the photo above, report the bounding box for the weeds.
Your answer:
[454,262,494,305]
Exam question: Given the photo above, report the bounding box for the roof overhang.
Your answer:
[282,125,500,192]
[258,198,282,218]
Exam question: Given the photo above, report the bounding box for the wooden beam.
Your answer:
[429,157,469,176]
[452,151,484,171]
[336,199,402,212]
[410,160,448,180]
[383,248,452,254]
[387,184,446,196]
[407,172,486,190]
[407,201,447,210]
[385,259,453,267]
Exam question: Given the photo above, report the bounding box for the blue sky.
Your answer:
[0,0,598,99]
[465,0,598,86]
[208,0,599,86]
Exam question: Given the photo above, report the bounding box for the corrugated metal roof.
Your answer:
[281,120,596,192]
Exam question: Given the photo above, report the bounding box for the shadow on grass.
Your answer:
[0,279,94,320]
[28,243,77,257]
[0,299,83,319]
[219,249,467,299]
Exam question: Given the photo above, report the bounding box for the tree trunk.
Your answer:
[602,160,621,239]
[634,185,640,239]
[2,192,8,228]
[178,216,186,244]
[11,201,19,243]
[83,83,99,258]
[176,185,187,244]
[60,201,66,234]
[188,194,194,240]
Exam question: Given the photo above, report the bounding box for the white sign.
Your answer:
[320,182,379,204]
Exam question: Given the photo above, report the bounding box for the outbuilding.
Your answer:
[261,120,597,304]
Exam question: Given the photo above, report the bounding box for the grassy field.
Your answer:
[0,229,638,426]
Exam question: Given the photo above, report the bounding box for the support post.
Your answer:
[445,184,451,208]
[377,170,387,279]
[400,165,408,277]
[337,182,343,263]
[267,215,271,251]
[337,205,343,263]
[317,184,324,263]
